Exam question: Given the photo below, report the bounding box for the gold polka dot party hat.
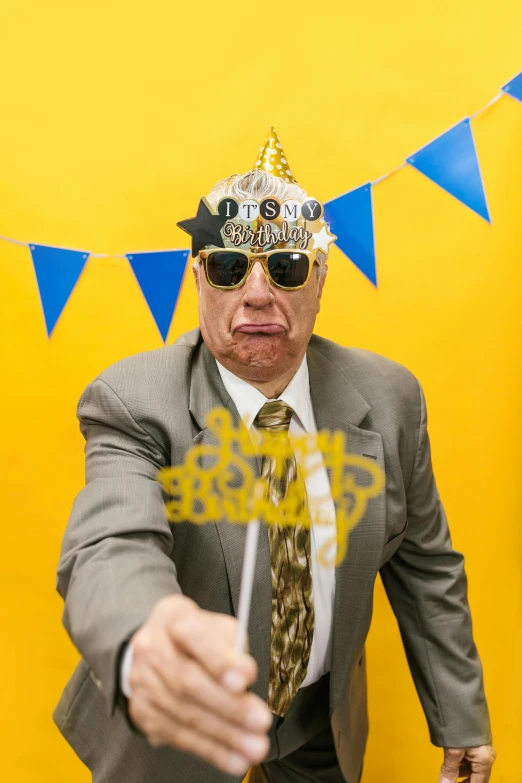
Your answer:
[253,127,298,185]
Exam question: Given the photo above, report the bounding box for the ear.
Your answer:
[316,267,327,310]
[192,261,201,293]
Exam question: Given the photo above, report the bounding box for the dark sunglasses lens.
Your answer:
[267,252,310,288]
[206,252,249,287]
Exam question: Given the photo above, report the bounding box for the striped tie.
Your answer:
[254,400,314,717]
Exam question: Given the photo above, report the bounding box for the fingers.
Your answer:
[467,744,496,783]
[130,692,257,776]
[440,748,466,783]
[150,668,269,760]
[128,594,273,775]
[133,599,270,730]
[129,650,270,776]
[167,659,271,732]
[134,644,272,734]
[440,745,496,783]
[166,602,257,690]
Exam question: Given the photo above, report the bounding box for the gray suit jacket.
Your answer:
[54,328,492,782]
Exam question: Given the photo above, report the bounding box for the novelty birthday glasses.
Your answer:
[198,248,321,291]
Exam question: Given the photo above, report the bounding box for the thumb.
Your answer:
[439,748,466,783]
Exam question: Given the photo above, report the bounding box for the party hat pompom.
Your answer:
[253,127,298,184]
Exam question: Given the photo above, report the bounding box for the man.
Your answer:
[54,129,495,783]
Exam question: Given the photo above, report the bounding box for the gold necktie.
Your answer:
[254,400,314,717]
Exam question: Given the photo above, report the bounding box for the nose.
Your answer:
[242,260,274,308]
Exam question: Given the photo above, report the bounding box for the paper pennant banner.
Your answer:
[29,244,89,336]
[324,184,377,286]
[502,71,522,103]
[407,119,490,223]
[126,250,189,342]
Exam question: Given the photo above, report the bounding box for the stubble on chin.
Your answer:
[225,333,299,379]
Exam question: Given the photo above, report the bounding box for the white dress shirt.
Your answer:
[216,356,337,688]
[121,355,337,697]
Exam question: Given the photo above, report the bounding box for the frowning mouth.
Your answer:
[234,323,286,335]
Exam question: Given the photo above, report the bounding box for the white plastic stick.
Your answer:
[235,519,260,654]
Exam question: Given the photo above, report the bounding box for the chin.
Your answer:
[232,335,294,376]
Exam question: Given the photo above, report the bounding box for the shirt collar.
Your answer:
[216,355,315,433]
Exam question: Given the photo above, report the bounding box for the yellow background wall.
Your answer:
[1,1,521,781]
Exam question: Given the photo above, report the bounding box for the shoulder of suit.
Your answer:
[88,327,202,397]
[87,329,421,414]
[309,333,421,402]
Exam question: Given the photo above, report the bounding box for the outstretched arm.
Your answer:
[56,377,181,714]
[56,376,272,775]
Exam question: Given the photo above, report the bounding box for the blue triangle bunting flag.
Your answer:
[407,119,490,223]
[324,184,377,286]
[29,244,89,336]
[127,250,189,342]
[502,71,522,103]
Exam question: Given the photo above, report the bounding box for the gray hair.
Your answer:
[206,169,309,208]
[194,169,329,285]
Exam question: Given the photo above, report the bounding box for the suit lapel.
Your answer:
[307,338,387,713]
[187,334,387,709]
[188,338,272,701]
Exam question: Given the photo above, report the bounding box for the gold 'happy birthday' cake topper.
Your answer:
[157,407,384,567]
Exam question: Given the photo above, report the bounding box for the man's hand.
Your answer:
[127,594,272,777]
[439,744,496,783]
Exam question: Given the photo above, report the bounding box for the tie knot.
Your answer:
[254,400,294,432]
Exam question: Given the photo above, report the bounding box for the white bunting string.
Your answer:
[369,91,506,189]
[0,80,517,257]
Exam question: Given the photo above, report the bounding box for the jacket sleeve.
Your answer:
[56,377,182,716]
[379,378,492,748]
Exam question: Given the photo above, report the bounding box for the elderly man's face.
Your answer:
[194,256,326,383]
